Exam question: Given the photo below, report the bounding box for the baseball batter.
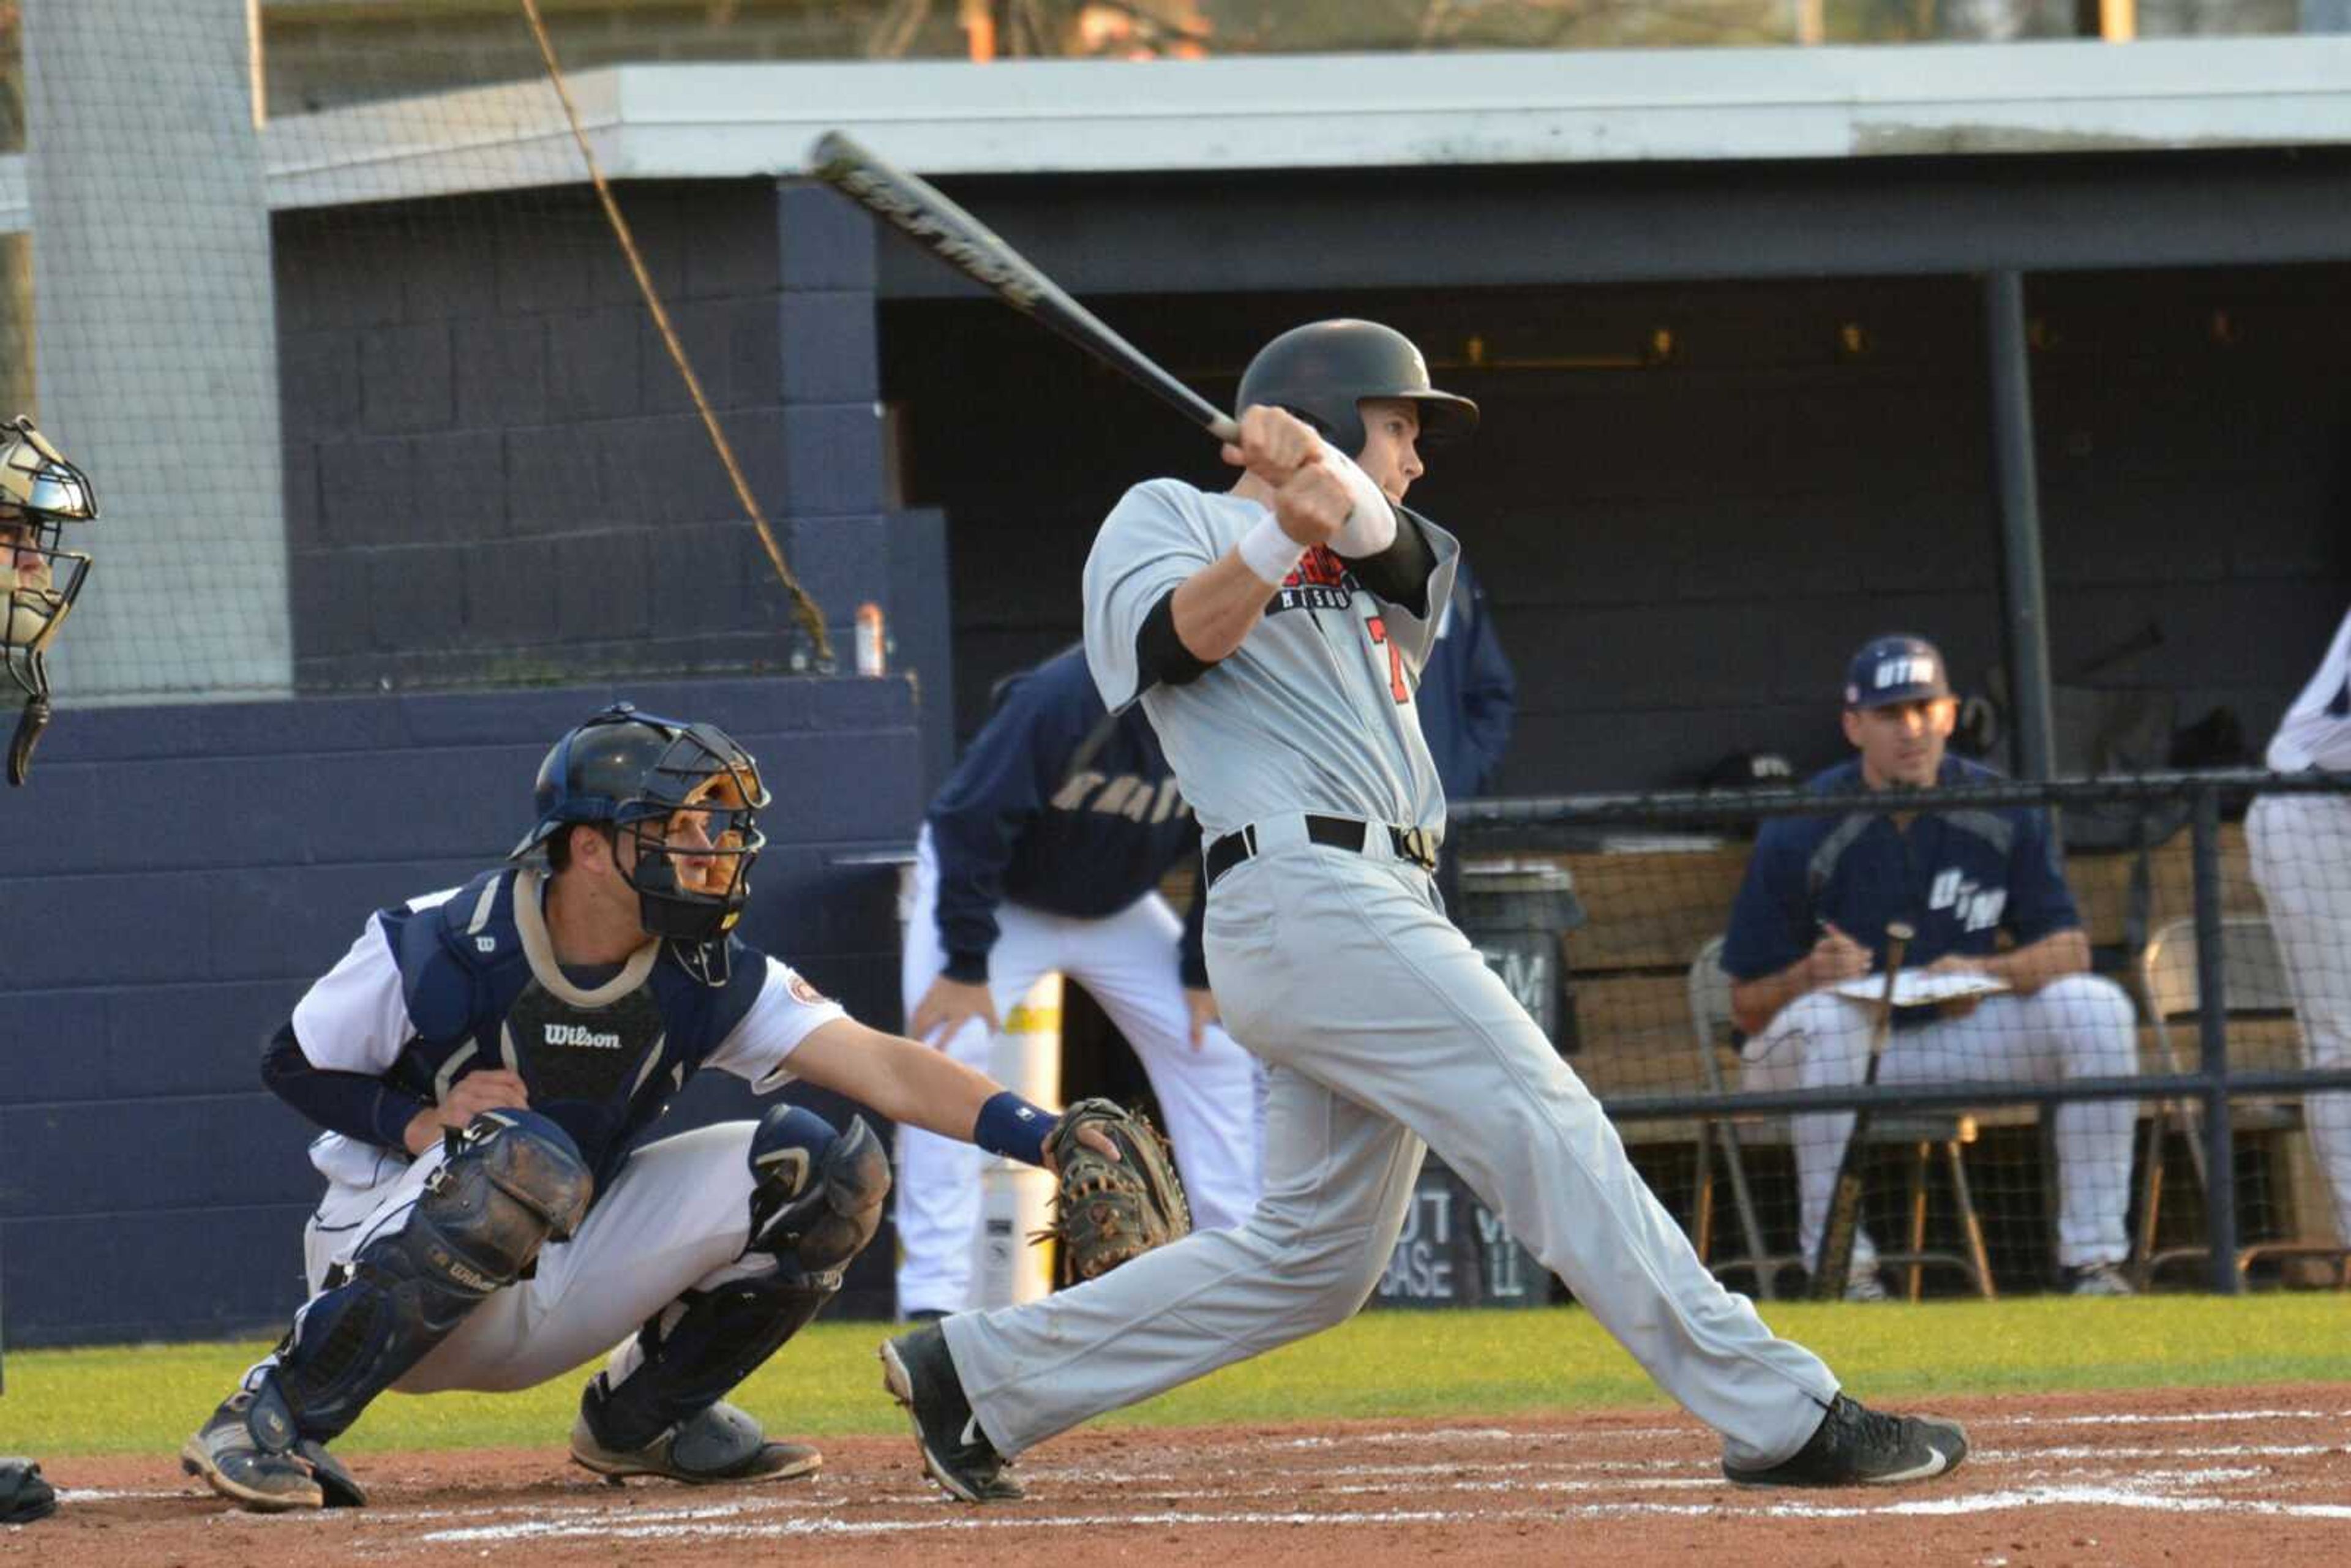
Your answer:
[2247,604,2351,1240]
[881,318,1968,1501]
[896,645,1261,1318]
[181,705,1102,1512]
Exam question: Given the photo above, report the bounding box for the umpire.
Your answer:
[0,413,99,1525]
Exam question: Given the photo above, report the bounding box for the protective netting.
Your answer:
[1417,772,2351,1301]
[11,0,830,713]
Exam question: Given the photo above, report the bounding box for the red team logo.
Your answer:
[1265,545,1410,705]
[787,974,831,1007]
[1268,545,1355,613]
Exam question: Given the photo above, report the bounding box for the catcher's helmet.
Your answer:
[1234,319,1478,459]
[512,703,770,973]
[0,415,98,787]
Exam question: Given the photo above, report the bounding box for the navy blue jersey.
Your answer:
[1720,756,2081,1024]
[1414,557,1517,801]
[273,866,845,1195]
[930,647,1205,986]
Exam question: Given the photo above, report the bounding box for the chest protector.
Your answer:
[400,868,687,1183]
[499,976,668,1109]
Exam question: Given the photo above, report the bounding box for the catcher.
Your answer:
[181,703,1132,1512]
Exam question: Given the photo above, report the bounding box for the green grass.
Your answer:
[7,1295,2347,1458]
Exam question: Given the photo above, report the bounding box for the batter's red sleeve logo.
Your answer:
[787,973,832,1007]
[1268,545,1357,615]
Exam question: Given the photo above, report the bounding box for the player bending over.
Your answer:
[182,704,1102,1512]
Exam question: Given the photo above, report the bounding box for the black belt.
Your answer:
[1203,814,1438,889]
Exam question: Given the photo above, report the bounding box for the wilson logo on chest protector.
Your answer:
[542,1022,625,1049]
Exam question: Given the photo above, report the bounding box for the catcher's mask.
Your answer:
[0,416,98,787]
[511,703,770,983]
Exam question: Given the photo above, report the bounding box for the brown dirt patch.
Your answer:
[10,1383,2350,1566]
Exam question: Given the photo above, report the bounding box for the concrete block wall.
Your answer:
[0,674,921,1346]
[279,177,895,696]
[884,264,2351,790]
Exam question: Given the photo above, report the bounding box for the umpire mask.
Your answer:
[0,417,98,786]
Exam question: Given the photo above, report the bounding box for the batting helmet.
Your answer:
[1,415,98,787]
[512,703,770,972]
[1234,320,1478,459]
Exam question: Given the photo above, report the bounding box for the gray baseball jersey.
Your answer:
[1081,479,1458,839]
[944,471,1843,1476]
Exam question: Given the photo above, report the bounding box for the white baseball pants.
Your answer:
[894,827,1264,1316]
[1740,977,2139,1271]
[2246,792,2351,1239]
[257,1121,765,1395]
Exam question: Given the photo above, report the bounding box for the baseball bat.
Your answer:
[1809,919,1914,1301]
[808,132,1240,445]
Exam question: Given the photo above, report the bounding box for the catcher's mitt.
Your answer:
[1037,1098,1192,1284]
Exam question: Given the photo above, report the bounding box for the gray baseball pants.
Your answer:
[943,814,1840,1469]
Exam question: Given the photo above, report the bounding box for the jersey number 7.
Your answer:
[1365,618,1409,705]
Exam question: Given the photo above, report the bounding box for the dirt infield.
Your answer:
[12,1383,2350,1564]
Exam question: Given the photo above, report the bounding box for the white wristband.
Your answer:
[1237,512,1306,585]
[1323,443,1398,558]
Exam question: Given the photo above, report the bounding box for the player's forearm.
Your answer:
[1730,957,1825,1038]
[820,1024,1004,1141]
[1973,929,2089,994]
[1170,551,1281,664]
[260,1021,432,1152]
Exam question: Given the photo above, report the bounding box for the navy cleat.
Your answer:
[1723,1394,1968,1488]
[179,1386,367,1513]
[879,1324,1025,1502]
[571,1376,820,1485]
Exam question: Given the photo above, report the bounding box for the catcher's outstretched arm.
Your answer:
[786,1018,1007,1144]
[773,1019,1112,1171]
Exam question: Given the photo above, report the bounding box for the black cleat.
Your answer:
[879,1324,1025,1502]
[0,1459,58,1525]
[1723,1394,1968,1488]
[571,1379,821,1485]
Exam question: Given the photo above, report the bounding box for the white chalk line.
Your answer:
[396,1441,2351,1547]
[1056,1439,2340,1487]
[414,1485,2351,1546]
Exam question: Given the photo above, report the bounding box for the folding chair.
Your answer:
[2135,913,2351,1288]
[1689,937,1995,1301]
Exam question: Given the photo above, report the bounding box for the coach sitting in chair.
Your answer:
[1719,634,2140,1299]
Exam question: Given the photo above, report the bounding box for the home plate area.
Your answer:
[28,1385,2351,1566]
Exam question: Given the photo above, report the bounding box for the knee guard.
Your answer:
[748,1106,890,1270]
[268,1110,591,1445]
[585,1109,888,1453]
